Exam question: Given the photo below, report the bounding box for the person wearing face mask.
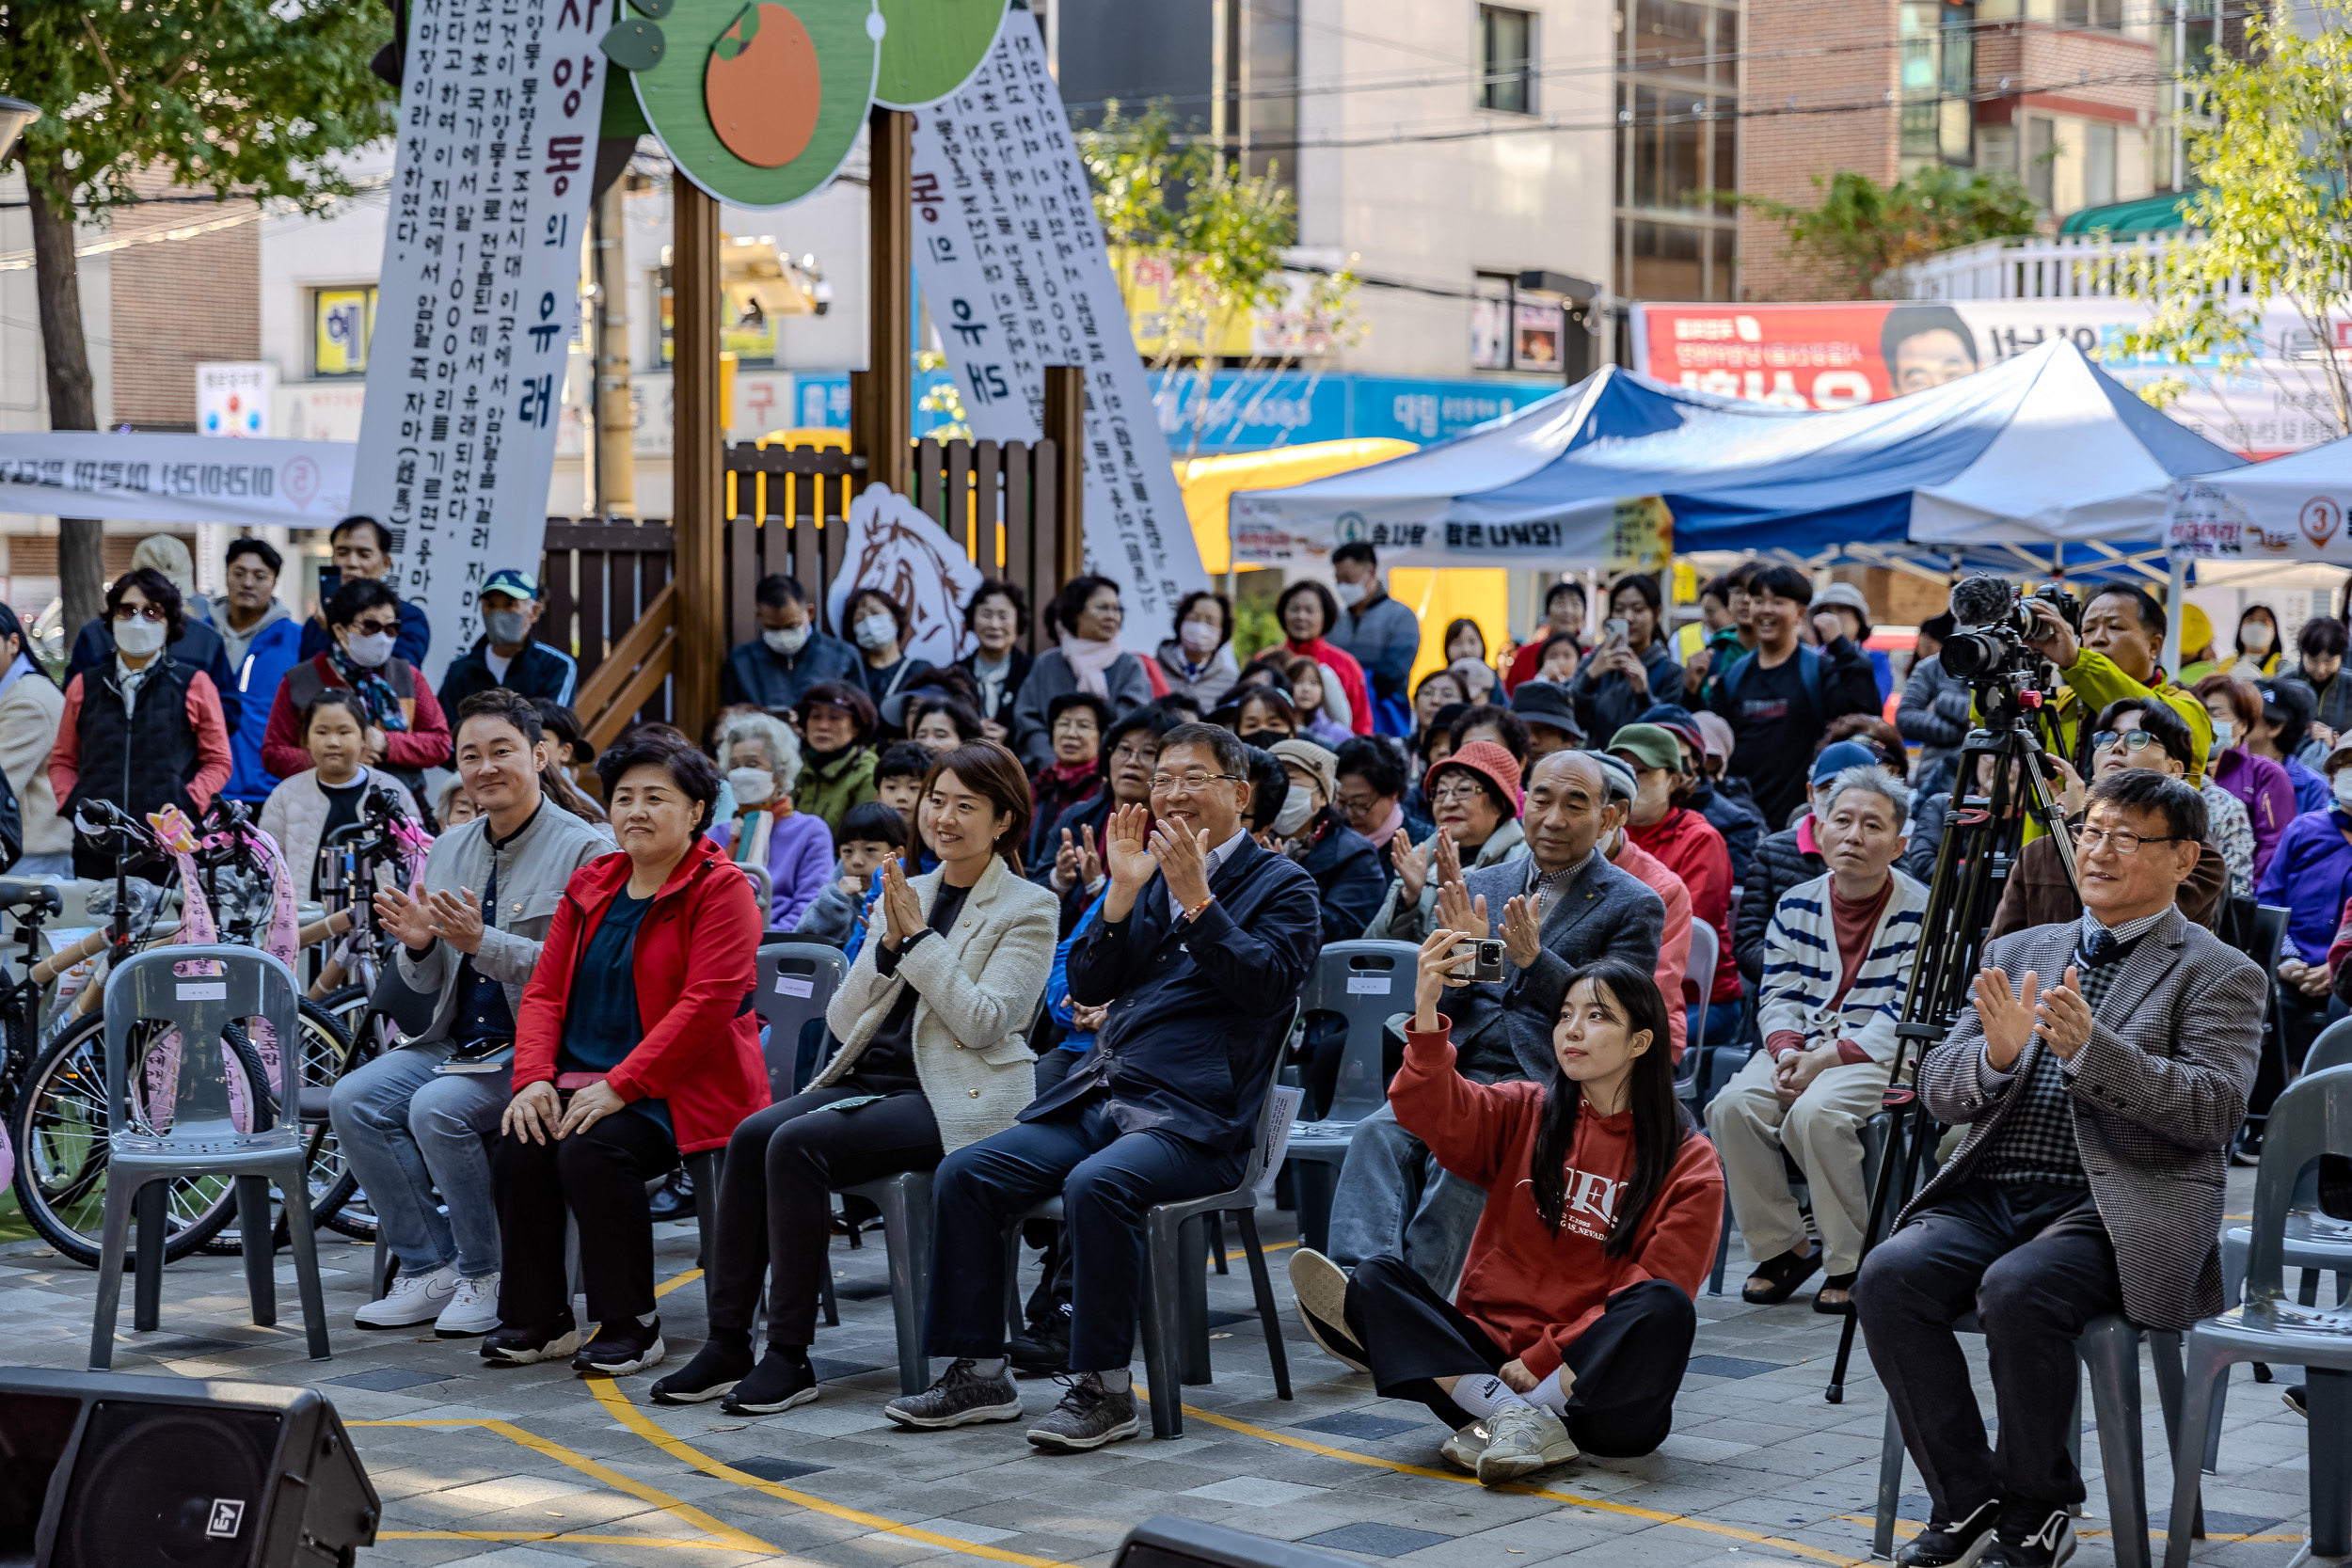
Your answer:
[722,574,862,711]
[2230,604,2283,678]
[954,581,1032,745]
[437,569,581,712]
[711,711,834,929]
[295,515,432,667]
[263,577,453,815]
[1225,688,1301,749]
[0,600,69,877]
[1155,590,1239,709]
[1327,541,1421,736]
[50,567,233,882]
[1009,576,1154,770]
[65,533,243,737]
[2194,673,2295,882]
[1267,738,1385,944]
[1609,724,1741,1049]
[844,588,934,711]
[211,537,303,808]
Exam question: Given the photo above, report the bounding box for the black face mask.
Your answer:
[1236,728,1287,746]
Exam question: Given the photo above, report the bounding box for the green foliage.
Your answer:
[1732,166,2041,299]
[914,348,972,443]
[2117,0,2352,435]
[4,0,395,217]
[1232,599,1284,665]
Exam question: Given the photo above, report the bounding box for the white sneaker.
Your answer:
[1438,1420,1489,1474]
[1475,1402,1577,1485]
[434,1272,501,1338]
[355,1263,459,1329]
[1286,1248,1371,1373]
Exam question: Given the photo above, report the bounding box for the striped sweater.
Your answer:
[1756,869,1929,1066]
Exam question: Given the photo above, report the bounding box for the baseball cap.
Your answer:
[1811,740,1883,784]
[483,568,540,601]
[1694,711,1734,763]
[1606,723,1684,774]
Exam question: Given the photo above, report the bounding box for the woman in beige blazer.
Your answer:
[653,739,1057,1416]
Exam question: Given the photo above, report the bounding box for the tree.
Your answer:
[1734,167,2041,300]
[1078,101,1361,457]
[1,0,392,631]
[2118,0,2352,436]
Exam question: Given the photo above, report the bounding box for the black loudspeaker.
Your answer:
[1115,1515,1350,1568]
[0,1367,379,1568]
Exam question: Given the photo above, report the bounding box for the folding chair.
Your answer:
[1283,942,1418,1252]
[754,942,850,1098]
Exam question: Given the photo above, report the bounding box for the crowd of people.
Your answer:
[22,525,2324,1535]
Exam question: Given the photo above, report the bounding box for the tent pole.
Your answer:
[2162,553,2185,678]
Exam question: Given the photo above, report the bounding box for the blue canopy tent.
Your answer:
[1229,339,2245,584]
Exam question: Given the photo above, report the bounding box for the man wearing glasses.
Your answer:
[1854,768,2264,1568]
[885,723,1322,1451]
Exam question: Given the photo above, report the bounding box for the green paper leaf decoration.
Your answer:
[601,18,667,71]
[628,0,675,17]
[872,0,1008,108]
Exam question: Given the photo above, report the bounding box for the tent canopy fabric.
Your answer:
[2058,193,2193,235]
[2169,432,2352,566]
[1229,339,2243,569]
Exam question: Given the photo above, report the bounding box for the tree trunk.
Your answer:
[25,162,105,641]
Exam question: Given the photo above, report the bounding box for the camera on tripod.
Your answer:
[1940,574,2082,686]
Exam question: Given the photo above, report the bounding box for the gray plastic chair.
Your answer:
[1672,920,1722,1112]
[1282,941,1418,1252]
[737,862,773,927]
[754,942,850,1098]
[835,1169,938,1395]
[2165,1062,2352,1568]
[1875,1310,2191,1568]
[1708,1107,1895,1295]
[87,944,328,1370]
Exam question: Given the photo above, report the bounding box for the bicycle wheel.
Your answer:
[9,1011,240,1267]
[311,988,396,1242]
[200,1000,368,1255]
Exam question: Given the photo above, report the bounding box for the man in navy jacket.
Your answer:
[887,722,1322,1450]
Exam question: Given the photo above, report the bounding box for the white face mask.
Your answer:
[727,766,776,807]
[2211,718,2234,748]
[2243,622,2274,652]
[764,624,811,657]
[1274,784,1316,836]
[343,629,396,669]
[2332,768,2352,810]
[114,616,167,657]
[1179,620,1220,657]
[853,613,898,653]
[1333,580,1368,609]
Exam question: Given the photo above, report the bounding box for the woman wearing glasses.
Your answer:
[1985,697,2227,939]
[262,577,453,817]
[48,566,233,880]
[1365,741,1528,940]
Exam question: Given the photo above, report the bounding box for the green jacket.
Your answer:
[799,747,879,838]
[2050,648,2214,782]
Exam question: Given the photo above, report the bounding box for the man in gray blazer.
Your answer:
[1307,750,1667,1307]
[1853,768,2265,1568]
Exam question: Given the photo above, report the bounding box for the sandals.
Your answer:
[1813,1272,1858,1315]
[1740,1247,1821,1306]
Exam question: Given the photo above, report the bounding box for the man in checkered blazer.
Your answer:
[1853,768,2265,1568]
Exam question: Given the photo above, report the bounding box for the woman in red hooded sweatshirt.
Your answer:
[1288,933,1722,1486]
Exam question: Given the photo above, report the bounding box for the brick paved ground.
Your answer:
[0,1167,2314,1568]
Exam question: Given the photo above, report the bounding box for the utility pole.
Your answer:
[594,175,636,516]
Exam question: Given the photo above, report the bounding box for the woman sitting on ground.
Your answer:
[652,741,1057,1413]
[712,710,834,930]
[1288,941,1721,1485]
[486,729,769,1376]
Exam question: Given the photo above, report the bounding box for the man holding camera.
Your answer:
[1852,768,2263,1568]
[1295,750,1664,1336]
[2011,580,2215,783]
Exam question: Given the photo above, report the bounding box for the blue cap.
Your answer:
[1810,740,1883,784]
[482,568,539,601]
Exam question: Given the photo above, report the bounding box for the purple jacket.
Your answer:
[2212,747,2297,881]
[2257,807,2352,964]
[718,808,836,929]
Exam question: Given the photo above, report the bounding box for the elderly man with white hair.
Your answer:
[1708,764,1927,1314]
[714,709,834,929]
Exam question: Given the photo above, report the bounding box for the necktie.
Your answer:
[2081,923,2121,967]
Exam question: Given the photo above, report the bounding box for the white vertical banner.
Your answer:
[906,11,1207,652]
[348,0,609,682]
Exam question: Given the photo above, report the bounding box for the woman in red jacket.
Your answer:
[486,729,768,1376]
[1288,934,1722,1486]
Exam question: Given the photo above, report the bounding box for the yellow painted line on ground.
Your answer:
[590,1378,1089,1568]
[657,1267,705,1298]
[351,1417,773,1555]
[1841,1515,2303,1545]
[1222,1238,1297,1265]
[380,1532,722,1548]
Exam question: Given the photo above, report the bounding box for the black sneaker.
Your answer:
[1009,1307,1072,1376]
[573,1316,667,1377]
[649,1169,696,1223]
[883,1358,1024,1429]
[650,1339,755,1404]
[722,1347,820,1415]
[1025,1373,1141,1451]
[1897,1499,1997,1568]
[2285,1383,2309,1418]
[1983,1510,2074,1568]
[482,1309,581,1366]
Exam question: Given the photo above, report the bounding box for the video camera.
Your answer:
[1940,574,2081,689]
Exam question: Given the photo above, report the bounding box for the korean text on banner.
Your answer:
[348,0,608,684]
[0,434,353,531]
[906,10,1208,652]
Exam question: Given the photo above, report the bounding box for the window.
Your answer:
[1613,0,1738,302]
[1478,5,1534,114]
[312,287,376,377]
[2026,117,2057,208]
[2085,121,2118,206]
[2060,0,2122,27]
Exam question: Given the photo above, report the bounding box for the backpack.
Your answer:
[1717,643,1826,716]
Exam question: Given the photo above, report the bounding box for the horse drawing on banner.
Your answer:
[824,482,986,669]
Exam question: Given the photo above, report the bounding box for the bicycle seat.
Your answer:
[0,878,64,916]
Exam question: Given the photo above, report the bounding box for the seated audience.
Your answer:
[1735,743,1877,988]
[2195,673,2295,880]
[0,604,68,877]
[792,682,880,836]
[1156,590,1240,711]
[1572,573,1683,745]
[1453,705,1531,771]
[955,581,1031,746]
[841,587,933,710]
[487,730,770,1373]
[1329,751,1666,1292]
[1820,712,1910,781]
[1266,737,1386,945]
[1261,581,1372,736]
[1285,657,1355,749]
[723,573,860,710]
[883,723,1320,1449]
[792,800,906,948]
[263,578,453,812]
[329,690,610,1336]
[1708,766,1925,1312]
[2262,738,2352,1078]
[873,742,932,816]
[1291,945,1719,1483]
[1511,680,1583,761]
[2249,679,2328,814]
[652,742,1056,1411]
[296,515,432,666]
[1581,752,1692,1063]
[908,694,986,756]
[1231,687,1299,747]
[1366,742,1531,940]
[1612,723,1741,1047]
[1412,669,1470,745]
[1041,708,1169,918]
[51,568,232,879]
[713,710,832,930]
[439,778,480,827]
[1855,769,2263,1568]
[1010,576,1153,769]
[437,568,579,710]
[1641,703,1765,881]
[1028,692,1108,865]
[1334,736,1434,881]
[68,534,241,734]
[2283,615,2352,765]
[261,690,421,897]
[214,537,302,806]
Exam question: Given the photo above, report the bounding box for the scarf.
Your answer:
[1059,632,1124,698]
[1360,800,1406,850]
[731,806,775,868]
[327,649,409,732]
[1036,758,1100,807]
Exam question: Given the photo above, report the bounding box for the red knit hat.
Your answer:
[1425,740,1523,818]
